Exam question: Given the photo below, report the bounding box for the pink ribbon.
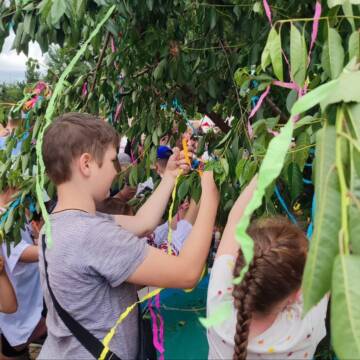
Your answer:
[263,0,272,25]
[111,35,116,53]
[25,95,39,110]
[114,98,124,122]
[148,294,165,360]
[82,81,88,97]
[308,2,322,66]
[247,86,271,139]
[34,81,47,95]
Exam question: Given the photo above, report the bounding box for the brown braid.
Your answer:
[233,255,256,360]
[232,217,308,360]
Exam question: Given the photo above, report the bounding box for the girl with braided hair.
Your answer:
[207,177,328,359]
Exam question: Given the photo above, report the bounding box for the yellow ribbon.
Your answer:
[99,287,163,360]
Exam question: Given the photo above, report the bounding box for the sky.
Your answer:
[0,31,46,83]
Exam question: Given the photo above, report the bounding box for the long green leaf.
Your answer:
[328,27,345,79]
[234,119,294,284]
[343,0,356,31]
[269,28,284,81]
[292,61,360,116]
[349,206,360,254]
[332,255,360,359]
[201,119,294,328]
[291,80,338,116]
[302,125,341,313]
[349,30,360,62]
[328,0,360,7]
[290,24,307,87]
[51,0,67,26]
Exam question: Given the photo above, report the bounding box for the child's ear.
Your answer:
[79,153,92,177]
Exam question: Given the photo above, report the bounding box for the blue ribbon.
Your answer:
[274,185,298,224]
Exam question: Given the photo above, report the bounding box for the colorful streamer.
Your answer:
[35,4,116,247]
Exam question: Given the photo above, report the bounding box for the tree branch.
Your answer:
[264,97,288,123]
[83,32,111,109]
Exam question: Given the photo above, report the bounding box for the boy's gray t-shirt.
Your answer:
[38,210,149,359]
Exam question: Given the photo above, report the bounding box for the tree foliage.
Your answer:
[1,0,360,358]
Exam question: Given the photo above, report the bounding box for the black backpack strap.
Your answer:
[41,235,120,360]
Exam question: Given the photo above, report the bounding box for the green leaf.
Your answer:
[292,61,360,116]
[129,166,138,187]
[235,158,247,180]
[293,130,311,171]
[331,255,360,360]
[261,31,272,71]
[287,163,303,201]
[153,59,167,80]
[328,0,360,7]
[208,77,217,99]
[234,119,294,285]
[348,103,360,140]
[349,206,360,254]
[291,80,338,116]
[51,0,67,26]
[210,8,217,30]
[302,125,341,313]
[146,0,154,11]
[220,158,229,177]
[342,0,355,31]
[328,27,345,79]
[4,209,15,234]
[178,178,190,201]
[349,30,360,61]
[268,28,283,81]
[290,24,307,87]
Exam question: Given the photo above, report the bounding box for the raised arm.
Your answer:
[0,256,17,313]
[114,147,192,236]
[216,176,257,258]
[126,171,219,288]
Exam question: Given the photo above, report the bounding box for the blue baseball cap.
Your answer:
[157,146,173,159]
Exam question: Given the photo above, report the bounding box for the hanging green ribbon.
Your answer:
[200,118,295,328]
[35,5,116,247]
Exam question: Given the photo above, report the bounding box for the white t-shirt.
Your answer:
[0,225,43,346]
[207,255,328,360]
[153,220,192,253]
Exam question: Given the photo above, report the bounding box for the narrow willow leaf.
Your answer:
[349,30,360,62]
[332,255,360,359]
[294,131,311,171]
[292,61,360,116]
[349,206,360,254]
[302,125,340,313]
[291,80,338,116]
[234,119,294,284]
[343,0,355,31]
[261,31,271,71]
[51,0,67,26]
[269,28,284,81]
[290,24,307,87]
[328,0,360,7]
[328,27,345,79]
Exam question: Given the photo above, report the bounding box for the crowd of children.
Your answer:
[0,112,328,360]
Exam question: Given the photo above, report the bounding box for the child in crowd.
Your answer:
[39,112,219,359]
[100,195,200,256]
[0,253,17,314]
[207,177,328,360]
[0,188,47,359]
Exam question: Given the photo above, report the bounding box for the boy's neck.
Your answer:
[55,183,96,214]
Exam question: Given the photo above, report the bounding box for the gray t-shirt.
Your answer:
[38,210,149,359]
